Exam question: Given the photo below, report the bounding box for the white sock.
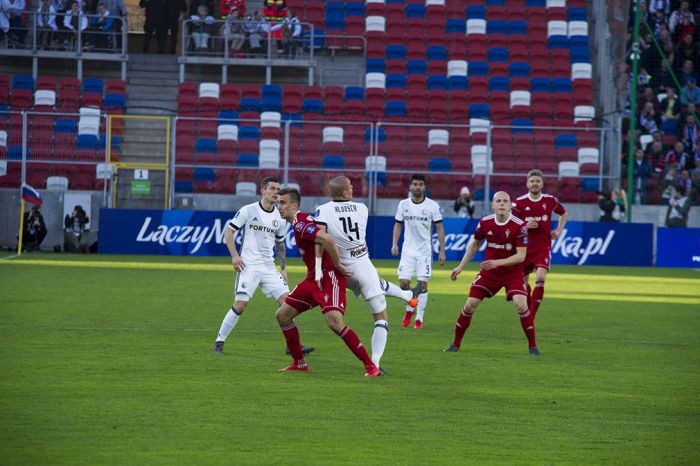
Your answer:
[405,303,414,313]
[371,319,388,366]
[416,292,428,322]
[216,307,241,342]
[382,279,413,302]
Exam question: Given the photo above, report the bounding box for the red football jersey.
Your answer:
[473,214,528,278]
[511,193,566,252]
[292,212,336,279]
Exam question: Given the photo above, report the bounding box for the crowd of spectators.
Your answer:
[625,0,700,207]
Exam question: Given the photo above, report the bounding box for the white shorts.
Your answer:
[345,257,384,301]
[397,252,432,281]
[234,264,289,302]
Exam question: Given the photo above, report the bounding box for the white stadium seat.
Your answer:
[217,124,238,141]
[259,139,280,168]
[34,90,56,107]
[365,155,387,172]
[199,82,220,99]
[260,111,281,128]
[547,20,568,38]
[46,176,69,191]
[471,145,494,174]
[574,105,595,123]
[571,63,592,80]
[428,129,449,147]
[578,148,599,165]
[510,90,531,108]
[558,161,580,177]
[466,19,486,35]
[0,130,7,148]
[365,72,386,89]
[236,182,257,196]
[546,0,566,8]
[447,60,468,78]
[568,21,588,37]
[365,16,386,33]
[469,118,490,135]
[323,127,344,144]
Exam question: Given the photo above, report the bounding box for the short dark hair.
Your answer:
[410,173,426,183]
[278,187,301,205]
[527,169,543,179]
[261,176,280,189]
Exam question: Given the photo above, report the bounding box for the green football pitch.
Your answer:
[1,253,698,465]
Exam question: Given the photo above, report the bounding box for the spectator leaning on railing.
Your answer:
[0,0,26,44]
[85,1,112,49]
[37,0,58,47]
[189,4,214,51]
[62,0,88,48]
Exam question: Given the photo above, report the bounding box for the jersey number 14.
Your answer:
[339,216,360,241]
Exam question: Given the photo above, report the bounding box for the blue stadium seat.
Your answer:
[509,62,530,77]
[54,119,77,133]
[303,28,324,49]
[236,153,259,167]
[8,145,23,160]
[175,180,193,193]
[427,75,447,90]
[386,74,407,89]
[568,8,587,21]
[364,127,386,142]
[569,36,589,48]
[487,48,508,62]
[322,155,345,169]
[194,167,216,181]
[385,101,407,117]
[281,113,302,127]
[104,93,125,109]
[581,177,599,193]
[485,0,505,5]
[238,126,260,140]
[511,119,534,133]
[547,35,568,49]
[661,119,677,134]
[525,0,545,5]
[555,134,577,148]
[195,138,217,154]
[427,46,447,61]
[552,78,573,93]
[446,19,466,34]
[570,47,591,63]
[429,158,451,172]
[261,96,281,112]
[366,58,386,73]
[487,20,507,35]
[325,2,345,29]
[12,75,34,91]
[466,5,486,19]
[447,76,469,90]
[386,44,407,60]
[344,87,364,101]
[82,78,104,95]
[100,135,122,151]
[469,103,490,119]
[407,60,427,75]
[468,61,488,76]
[530,78,552,93]
[364,171,387,186]
[302,98,323,114]
[488,77,510,92]
[345,2,364,17]
[239,97,260,112]
[406,3,425,18]
[218,110,239,125]
[77,134,99,150]
[508,21,527,35]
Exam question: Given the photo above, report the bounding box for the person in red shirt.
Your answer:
[511,169,568,319]
[275,188,382,377]
[443,191,540,355]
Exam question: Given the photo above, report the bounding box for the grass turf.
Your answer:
[0,254,698,465]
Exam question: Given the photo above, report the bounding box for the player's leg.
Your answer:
[276,302,308,371]
[512,293,539,355]
[413,255,432,328]
[380,277,420,308]
[324,310,378,376]
[266,274,315,356]
[398,253,417,326]
[443,297,482,352]
[367,299,390,367]
[213,269,259,352]
[530,267,549,318]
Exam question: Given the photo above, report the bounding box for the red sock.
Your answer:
[338,326,373,368]
[531,281,545,317]
[281,322,306,366]
[453,310,473,347]
[519,309,537,348]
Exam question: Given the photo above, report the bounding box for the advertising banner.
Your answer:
[656,228,700,268]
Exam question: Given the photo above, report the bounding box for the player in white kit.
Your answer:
[213,177,311,354]
[314,176,419,369]
[391,174,446,329]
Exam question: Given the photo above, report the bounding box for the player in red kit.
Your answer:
[511,169,568,319]
[443,191,540,356]
[275,188,382,377]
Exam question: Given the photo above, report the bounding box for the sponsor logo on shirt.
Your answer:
[349,244,368,258]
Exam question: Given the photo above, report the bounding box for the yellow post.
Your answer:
[17,198,25,256]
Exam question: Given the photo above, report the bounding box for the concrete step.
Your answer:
[128,77,180,87]
[126,87,178,99]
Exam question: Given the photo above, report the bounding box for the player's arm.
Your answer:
[275,240,287,281]
[552,211,568,239]
[314,230,350,277]
[451,237,484,280]
[435,221,446,266]
[482,246,526,270]
[224,226,244,271]
[391,221,402,256]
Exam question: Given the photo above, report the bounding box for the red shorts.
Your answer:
[285,270,347,314]
[468,272,528,301]
[523,249,551,275]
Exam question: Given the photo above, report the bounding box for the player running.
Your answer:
[443,191,540,356]
[212,176,312,355]
[314,176,420,369]
[274,188,382,377]
[511,169,567,320]
[391,174,446,329]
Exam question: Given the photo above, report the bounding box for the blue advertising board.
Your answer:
[99,209,654,267]
[656,228,700,268]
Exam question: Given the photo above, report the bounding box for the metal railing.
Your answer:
[0,10,128,80]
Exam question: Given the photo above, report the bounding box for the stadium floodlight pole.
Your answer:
[626,0,642,223]
[17,111,29,256]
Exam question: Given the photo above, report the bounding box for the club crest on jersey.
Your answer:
[505,229,510,238]
[305,225,317,234]
[272,220,280,228]
[542,214,548,221]
[506,243,513,250]
[422,209,427,216]
[543,203,548,210]
[294,222,304,232]
[323,294,329,303]
[487,230,493,235]
[525,206,531,211]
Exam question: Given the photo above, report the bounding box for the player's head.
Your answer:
[526,169,543,195]
[260,176,281,204]
[277,187,300,222]
[491,191,512,217]
[409,174,426,199]
[328,176,353,200]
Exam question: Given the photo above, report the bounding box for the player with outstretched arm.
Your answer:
[443,191,540,356]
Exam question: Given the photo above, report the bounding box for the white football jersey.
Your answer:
[227,201,287,267]
[314,200,370,264]
[394,197,443,257]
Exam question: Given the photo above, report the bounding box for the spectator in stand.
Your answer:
[662,141,688,172]
[0,0,26,45]
[669,1,694,35]
[680,112,699,158]
[188,0,212,16]
[190,4,214,51]
[680,168,693,194]
[677,59,698,86]
[37,0,59,48]
[681,76,700,105]
[690,159,700,202]
[657,58,676,89]
[224,6,245,55]
[649,0,671,18]
[650,10,668,35]
[638,87,661,114]
[661,164,683,202]
[453,186,475,218]
[674,12,697,44]
[263,0,285,53]
[656,25,673,48]
[140,0,167,53]
[85,2,113,49]
[665,186,691,226]
[640,101,661,134]
[164,0,186,54]
[638,67,653,88]
[63,0,88,49]
[661,86,682,123]
[98,0,126,48]
[599,189,627,222]
[648,140,666,172]
[278,8,301,57]
[676,33,699,69]
[220,0,244,18]
[632,147,653,204]
[246,10,268,54]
